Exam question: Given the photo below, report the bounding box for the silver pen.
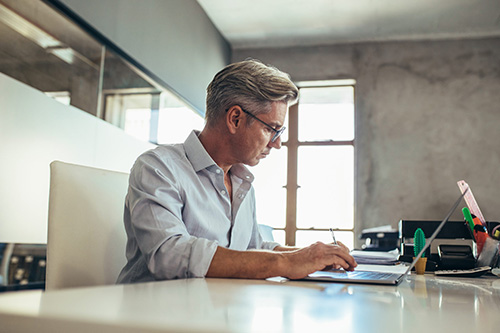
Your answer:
[329,228,338,245]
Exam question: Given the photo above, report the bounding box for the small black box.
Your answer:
[438,244,475,270]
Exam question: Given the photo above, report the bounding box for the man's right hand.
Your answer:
[280,241,357,280]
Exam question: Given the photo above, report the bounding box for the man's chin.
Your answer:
[248,160,260,167]
[245,154,268,167]
[246,158,261,167]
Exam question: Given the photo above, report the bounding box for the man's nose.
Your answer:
[268,136,281,149]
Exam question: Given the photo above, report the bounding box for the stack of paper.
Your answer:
[351,249,400,265]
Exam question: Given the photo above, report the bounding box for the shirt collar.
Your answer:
[184,130,254,183]
[184,130,215,172]
[230,164,254,183]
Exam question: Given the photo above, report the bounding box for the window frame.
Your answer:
[281,82,356,246]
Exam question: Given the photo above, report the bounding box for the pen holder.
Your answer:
[477,237,500,267]
[475,231,488,256]
[414,257,427,275]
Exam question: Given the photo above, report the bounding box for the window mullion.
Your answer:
[285,103,299,246]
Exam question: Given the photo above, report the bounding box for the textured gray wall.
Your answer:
[58,0,230,114]
[233,38,500,244]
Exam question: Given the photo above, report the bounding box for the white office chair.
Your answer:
[46,161,129,290]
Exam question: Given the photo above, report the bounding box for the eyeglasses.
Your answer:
[239,107,286,143]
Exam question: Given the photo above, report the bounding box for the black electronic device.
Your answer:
[437,244,475,270]
[399,220,475,270]
[399,220,473,240]
[359,230,399,251]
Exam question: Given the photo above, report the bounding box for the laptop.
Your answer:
[303,190,467,285]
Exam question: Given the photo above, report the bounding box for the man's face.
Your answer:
[235,102,287,167]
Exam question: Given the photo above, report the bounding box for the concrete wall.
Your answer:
[57,0,231,114]
[233,38,500,243]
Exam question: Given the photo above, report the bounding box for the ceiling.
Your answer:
[197,0,500,49]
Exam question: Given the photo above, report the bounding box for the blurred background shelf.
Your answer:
[0,243,46,292]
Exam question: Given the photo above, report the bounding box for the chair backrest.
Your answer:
[46,161,129,290]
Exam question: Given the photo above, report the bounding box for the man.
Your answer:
[117,60,357,283]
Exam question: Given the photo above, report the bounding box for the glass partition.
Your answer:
[0,0,201,143]
[0,0,102,116]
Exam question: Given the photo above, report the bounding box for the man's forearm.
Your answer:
[206,242,357,280]
[206,246,287,279]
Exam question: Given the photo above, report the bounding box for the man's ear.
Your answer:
[226,105,243,135]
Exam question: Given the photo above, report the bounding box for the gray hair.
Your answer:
[205,59,298,127]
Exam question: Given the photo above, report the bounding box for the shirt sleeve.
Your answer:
[126,152,218,280]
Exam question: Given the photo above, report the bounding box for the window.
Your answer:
[250,81,355,248]
[103,90,204,144]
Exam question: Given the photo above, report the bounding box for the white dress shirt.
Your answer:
[117,131,280,283]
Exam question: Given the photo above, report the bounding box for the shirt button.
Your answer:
[239,194,244,199]
[221,190,226,195]
[216,169,221,174]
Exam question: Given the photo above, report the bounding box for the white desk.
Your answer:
[1,273,499,333]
